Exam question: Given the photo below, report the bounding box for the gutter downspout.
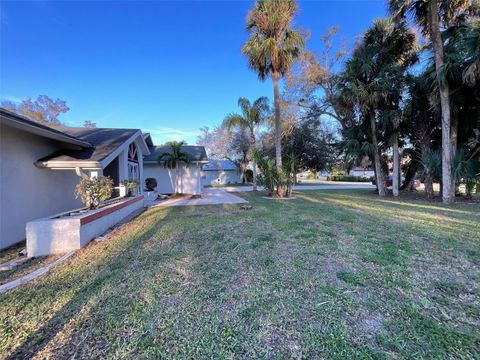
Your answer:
[75,167,89,179]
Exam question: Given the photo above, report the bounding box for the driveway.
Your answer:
[147,188,248,207]
[220,182,375,192]
[146,182,374,207]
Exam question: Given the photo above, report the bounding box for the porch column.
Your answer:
[118,149,128,182]
[137,144,144,194]
[197,163,202,195]
[118,149,129,196]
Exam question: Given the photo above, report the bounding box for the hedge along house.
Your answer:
[143,133,209,195]
[0,108,150,250]
[202,159,243,186]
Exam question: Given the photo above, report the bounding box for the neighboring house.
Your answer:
[143,134,209,195]
[201,159,242,186]
[349,167,375,178]
[0,108,150,250]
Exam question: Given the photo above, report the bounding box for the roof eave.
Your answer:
[35,160,102,169]
[1,111,92,148]
[144,160,209,164]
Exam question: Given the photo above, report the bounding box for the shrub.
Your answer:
[121,180,138,196]
[254,151,295,197]
[145,177,157,191]
[326,175,372,182]
[245,169,253,183]
[75,176,114,209]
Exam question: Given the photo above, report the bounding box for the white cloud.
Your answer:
[144,127,200,144]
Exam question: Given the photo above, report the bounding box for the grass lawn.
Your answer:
[1,190,479,359]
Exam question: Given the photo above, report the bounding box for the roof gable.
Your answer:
[36,128,150,168]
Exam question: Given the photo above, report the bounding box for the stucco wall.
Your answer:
[0,125,82,249]
[143,163,202,194]
[201,170,242,186]
[26,195,144,257]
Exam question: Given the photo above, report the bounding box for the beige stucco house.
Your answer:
[142,134,208,195]
[1,108,207,251]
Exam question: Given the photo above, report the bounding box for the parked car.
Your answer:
[372,175,422,189]
[372,175,393,186]
[372,176,409,187]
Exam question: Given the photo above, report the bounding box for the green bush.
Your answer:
[75,176,114,209]
[326,175,372,182]
[254,152,295,197]
[145,177,157,191]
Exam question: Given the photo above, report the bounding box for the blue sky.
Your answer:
[1,0,386,144]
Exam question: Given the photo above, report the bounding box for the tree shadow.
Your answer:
[6,207,173,359]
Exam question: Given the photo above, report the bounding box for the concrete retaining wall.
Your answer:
[26,195,144,257]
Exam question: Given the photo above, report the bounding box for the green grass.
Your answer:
[1,189,479,359]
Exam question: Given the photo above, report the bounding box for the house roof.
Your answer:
[36,127,150,169]
[203,159,237,171]
[0,107,92,148]
[143,133,154,147]
[144,145,208,163]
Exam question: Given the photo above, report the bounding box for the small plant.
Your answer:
[75,176,114,209]
[145,177,158,191]
[121,180,138,197]
[254,150,296,197]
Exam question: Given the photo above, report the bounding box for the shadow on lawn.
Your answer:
[295,191,479,236]
[5,192,479,358]
[5,207,175,359]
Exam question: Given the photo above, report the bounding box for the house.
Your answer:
[143,134,208,195]
[0,108,208,250]
[0,108,150,250]
[349,167,375,178]
[201,159,242,186]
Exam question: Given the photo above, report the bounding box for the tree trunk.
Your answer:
[424,169,434,199]
[420,142,434,199]
[250,130,258,191]
[273,71,284,197]
[252,162,257,190]
[175,164,179,194]
[273,71,282,172]
[430,0,454,204]
[369,112,386,196]
[392,129,400,197]
[401,147,420,191]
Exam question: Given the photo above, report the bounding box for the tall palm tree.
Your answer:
[223,96,270,191]
[158,141,191,195]
[242,0,304,193]
[389,0,478,203]
[340,19,417,197]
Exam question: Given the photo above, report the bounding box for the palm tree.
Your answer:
[389,0,478,203]
[340,19,417,197]
[242,0,304,194]
[158,141,191,195]
[223,96,270,191]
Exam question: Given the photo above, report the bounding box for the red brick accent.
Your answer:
[80,195,144,226]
